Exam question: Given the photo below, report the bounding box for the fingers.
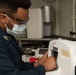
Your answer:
[44,51,48,58]
[49,56,57,69]
[49,56,57,63]
[42,56,57,71]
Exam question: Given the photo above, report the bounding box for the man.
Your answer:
[0,0,57,75]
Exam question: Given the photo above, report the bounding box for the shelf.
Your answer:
[16,37,56,41]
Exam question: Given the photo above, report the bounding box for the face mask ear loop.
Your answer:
[4,24,9,32]
[5,14,14,25]
[5,24,7,28]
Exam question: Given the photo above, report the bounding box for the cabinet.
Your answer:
[27,8,43,38]
[16,37,54,49]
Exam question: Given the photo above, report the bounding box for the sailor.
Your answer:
[0,0,57,75]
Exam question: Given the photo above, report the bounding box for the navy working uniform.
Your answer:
[0,27,45,75]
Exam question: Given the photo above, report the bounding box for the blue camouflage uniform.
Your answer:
[0,27,45,75]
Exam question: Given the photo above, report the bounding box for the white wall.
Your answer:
[58,0,73,37]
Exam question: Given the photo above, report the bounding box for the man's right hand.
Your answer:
[42,56,57,71]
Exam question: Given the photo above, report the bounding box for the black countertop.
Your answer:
[43,34,76,41]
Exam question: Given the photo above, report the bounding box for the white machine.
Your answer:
[46,39,76,75]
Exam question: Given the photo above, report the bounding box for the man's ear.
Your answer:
[0,14,9,24]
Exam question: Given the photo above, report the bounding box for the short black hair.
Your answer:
[0,0,31,15]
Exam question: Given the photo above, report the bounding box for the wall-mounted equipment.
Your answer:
[41,6,54,37]
[27,6,54,38]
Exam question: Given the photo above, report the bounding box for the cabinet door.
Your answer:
[27,8,43,38]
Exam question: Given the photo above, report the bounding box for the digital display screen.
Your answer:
[52,47,58,59]
[52,50,58,59]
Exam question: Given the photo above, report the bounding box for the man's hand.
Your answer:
[42,56,57,71]
[34,52,48,67]
[34,52,57,71]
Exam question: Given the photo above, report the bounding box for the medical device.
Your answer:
[46,39,76,75]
